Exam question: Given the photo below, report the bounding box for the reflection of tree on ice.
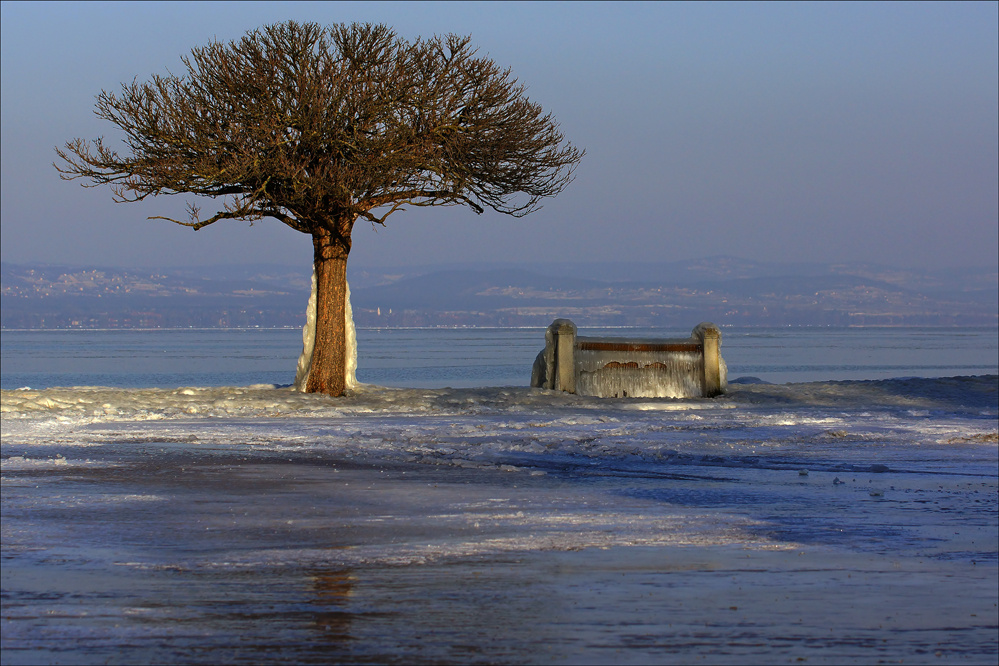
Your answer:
[294,270,357,392]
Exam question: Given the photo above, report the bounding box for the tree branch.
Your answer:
[55,20,582,238]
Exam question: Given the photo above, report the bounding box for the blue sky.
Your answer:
[2,1,996,270]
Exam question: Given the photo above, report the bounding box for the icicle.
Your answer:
[292,270,317,392]
[344,280,357,389]
[576,349,704,398]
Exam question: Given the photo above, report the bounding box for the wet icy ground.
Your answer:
[2,377,997,664]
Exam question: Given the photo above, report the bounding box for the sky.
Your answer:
[1,1,996,271]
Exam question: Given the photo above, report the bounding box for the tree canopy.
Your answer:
[56,20,583,395]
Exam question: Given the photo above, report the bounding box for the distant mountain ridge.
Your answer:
[2,258,995,328]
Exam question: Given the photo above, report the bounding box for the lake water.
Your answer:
[2,327,997,664]
[2,326,997,390]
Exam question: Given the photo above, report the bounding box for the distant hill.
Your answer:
[0,263,311,328]
[349,262,997,327]
[2,258,995,329]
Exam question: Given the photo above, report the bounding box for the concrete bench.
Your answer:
[531,319,726,398]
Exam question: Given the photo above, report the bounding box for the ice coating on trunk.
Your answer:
[293,268,356,392]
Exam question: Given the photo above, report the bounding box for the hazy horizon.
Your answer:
[2,1,996,273]
[5,253,999,277]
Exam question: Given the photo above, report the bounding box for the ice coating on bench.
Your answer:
[532,319,727,398]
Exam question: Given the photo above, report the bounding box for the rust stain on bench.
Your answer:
[601,361,641,369]
[578,341,702,353]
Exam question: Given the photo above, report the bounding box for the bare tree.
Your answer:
[56,21,583,396]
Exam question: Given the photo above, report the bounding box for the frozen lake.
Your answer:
[2,373,997,664]
[2,326,997,663]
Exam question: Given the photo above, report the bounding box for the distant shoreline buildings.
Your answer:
[2,261,995,329]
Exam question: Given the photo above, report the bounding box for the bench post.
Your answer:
[698,324,722,397]
[552,318,577,393]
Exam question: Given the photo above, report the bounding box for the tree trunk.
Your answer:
[306,228,351,396]
[293,269,358,392]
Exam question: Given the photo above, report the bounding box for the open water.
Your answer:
[1,325,996,390]
[2,326,997,664]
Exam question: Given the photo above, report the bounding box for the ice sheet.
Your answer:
[2,376,997,664]
[4,375,996,419]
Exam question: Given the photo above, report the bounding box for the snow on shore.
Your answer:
[3,375,996,421]
[3,376,994,483]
